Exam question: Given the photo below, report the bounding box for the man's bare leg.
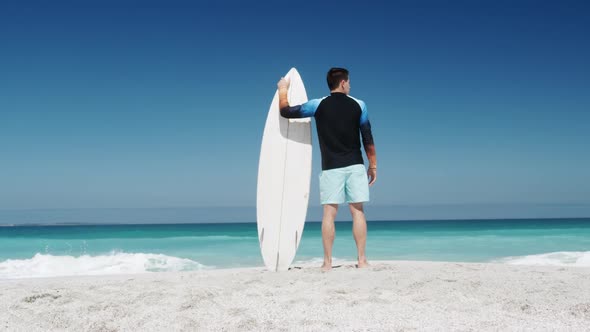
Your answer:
[349,202,369,268]
[321,204,338,271]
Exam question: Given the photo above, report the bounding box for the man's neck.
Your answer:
[330,89,347,94]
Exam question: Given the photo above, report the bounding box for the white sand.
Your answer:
[1,260,590,331]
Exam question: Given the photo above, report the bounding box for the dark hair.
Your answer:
[326,67,349,90]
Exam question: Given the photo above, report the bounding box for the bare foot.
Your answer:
[321,263,332,272]
[357,260,370,268]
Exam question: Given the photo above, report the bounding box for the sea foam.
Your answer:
[494,251,590,267]
[0,252,207,279]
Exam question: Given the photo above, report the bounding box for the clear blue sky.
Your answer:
[1,1,589,214]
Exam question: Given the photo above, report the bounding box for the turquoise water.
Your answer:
[1,218,589,278]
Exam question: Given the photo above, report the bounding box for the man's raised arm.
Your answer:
[277,77,320,119]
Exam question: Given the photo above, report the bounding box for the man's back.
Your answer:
[314,92,367,170]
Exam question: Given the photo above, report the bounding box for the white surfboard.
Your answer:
[257,68,312,272]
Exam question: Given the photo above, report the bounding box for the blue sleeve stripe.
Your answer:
[300,98,323,117]
[350,96,373,145]
[360,106,369,126]
[350,96,369,125]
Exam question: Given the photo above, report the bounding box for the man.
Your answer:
[277,67,377,271]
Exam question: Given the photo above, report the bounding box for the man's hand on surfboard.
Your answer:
[277,77,291,110]
[277,77,290,91]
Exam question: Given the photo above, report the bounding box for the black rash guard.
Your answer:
[280,92,374,170]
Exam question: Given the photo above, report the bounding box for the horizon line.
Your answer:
[2,202,590,211]
[2,216,590,227]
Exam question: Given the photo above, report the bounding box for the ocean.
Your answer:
[1,218,589,279]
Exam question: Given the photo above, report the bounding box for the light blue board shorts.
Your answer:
[319,164,370,205]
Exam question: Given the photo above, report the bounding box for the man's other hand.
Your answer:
[368,168,377,186]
